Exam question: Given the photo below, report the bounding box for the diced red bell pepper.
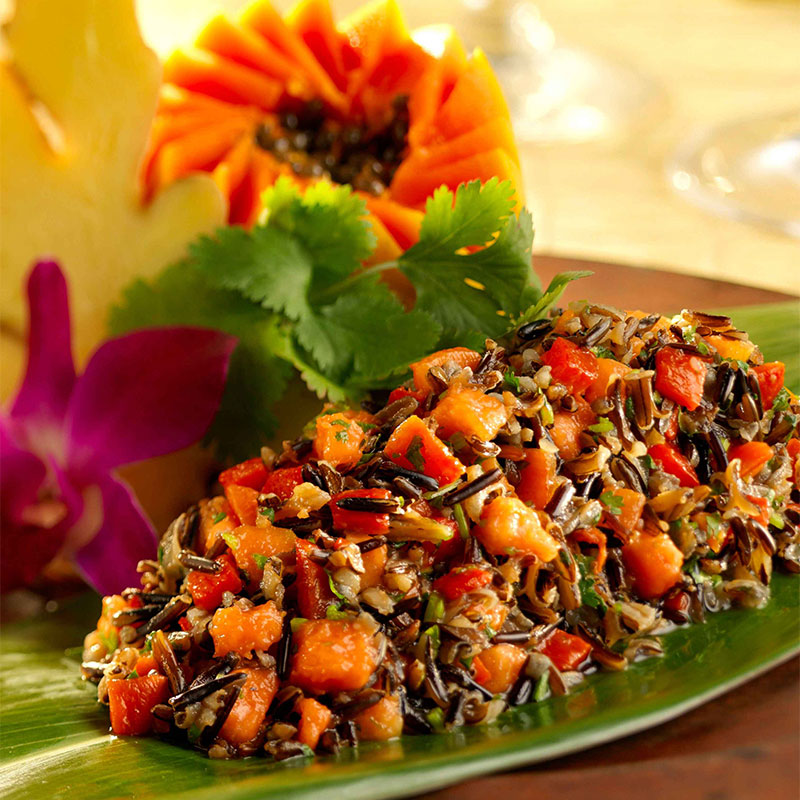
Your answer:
[654,347,707,411]
[384,414,465,485]
[387,385,425,405]
[224,483,259,527]
[331,488,392,536]
[648,443,699,488]
[262,466,304,501]
[433,566,492,601]
[219,457,268,490]
[185,553,243,611]
[788,438,800,462]
[295,538,334,619]
[752,362,785,411]
[541,337,599,395]
[108,673,170,736]
[728,441,773,479]
[540,630,592,672]
[134,654,159,676]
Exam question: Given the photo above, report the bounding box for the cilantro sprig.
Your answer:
[111,178,587,458]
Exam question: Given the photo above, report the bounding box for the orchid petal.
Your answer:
[65,327,236,473]
[73,475,158,595]
[10,260,76,425]
[0,420,81,591]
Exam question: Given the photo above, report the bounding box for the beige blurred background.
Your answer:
[136,0,800,295]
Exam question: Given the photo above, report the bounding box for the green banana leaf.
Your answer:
[1,300,798,800]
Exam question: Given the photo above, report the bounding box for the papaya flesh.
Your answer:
[143,0,522,253]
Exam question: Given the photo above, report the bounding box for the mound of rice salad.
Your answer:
[82,304,800,759]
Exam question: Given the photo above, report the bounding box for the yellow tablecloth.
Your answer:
[137,0,800,295]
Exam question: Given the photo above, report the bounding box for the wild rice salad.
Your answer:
[82,303,800,759]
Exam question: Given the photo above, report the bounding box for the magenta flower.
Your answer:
[1,261,236,594]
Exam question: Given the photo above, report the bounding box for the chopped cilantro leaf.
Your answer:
[504,370,521,393]
[258,507,275,522]
[589,417,614,434]
[599,490,624,515]
[252,553,269,571]
[592,345,615,359]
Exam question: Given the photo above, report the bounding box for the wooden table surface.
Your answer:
[416,657,800,800]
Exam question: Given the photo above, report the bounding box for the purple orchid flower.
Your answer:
[1,260,237,595]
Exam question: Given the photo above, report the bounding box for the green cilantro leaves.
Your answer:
[111,178,587,459]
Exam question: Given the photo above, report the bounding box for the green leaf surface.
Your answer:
[1,576,796,800]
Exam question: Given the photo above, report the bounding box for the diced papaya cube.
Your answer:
[296,697,332,750]
[224,483,259,526]
[347,534,388,588]
[622,531,684,600]
[227,524,296,581]
[384,414,465,485]
[209,601,284,658]
[290,619,379,694]
[704,334,755,363]
[313,410,374,469]
[431,385,508,441]
[515,449,558,509]
[410,347,481,395]
[614,487,647,532]
[472,644,527,694]
[219,667,278,745]
[585,358,631,403]
[550,398,596,461]
[199,496,236,552]
[352,694,403,741]
[108,674,170,736]
[477,496,559,561]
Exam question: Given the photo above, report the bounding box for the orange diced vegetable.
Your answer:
[410,347,482,395]
[219,667,278,745]
[199,496,236,552]
[431,385,508,442]
[296,697,332,750]
[540,630,592,671]
[550,397,596,461]
[570,527,608,574]
[352,694,404,741]
[728,441,773,479]
[622,531,684,600]
[472,644,527,694]
[612,487,647,532]
[515,449,558,509]
[477,495,559,561]
[224,483,259,527]
[290,619,379,694]
[753,362,785,411]
[227,524,296,581]
[654,347,707,411]
[313,410,374,468]
[134,654,159,676]
[585,358,630,403]
[384,414,465,485]
[704,335,754,362]
[209,601,284,657]
[542,337,599,395]
[108,674,170,736]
